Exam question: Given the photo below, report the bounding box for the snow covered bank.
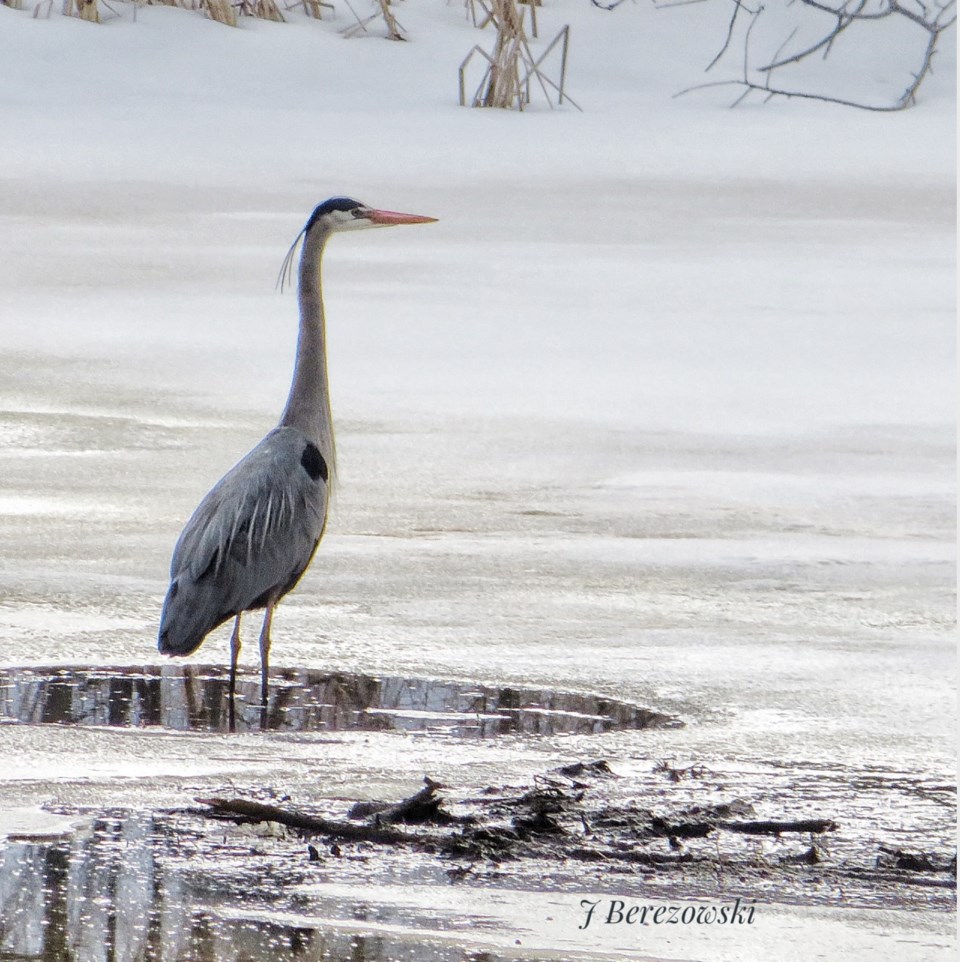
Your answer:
[0,2,955,959]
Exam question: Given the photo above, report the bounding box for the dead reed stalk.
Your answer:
[237,0,285,20]
[342,0,406,39]
[484,0,523,106]
[63,0,100,21]
[459,0,580,111]
[286,0,334,18]
[202,0,236,25]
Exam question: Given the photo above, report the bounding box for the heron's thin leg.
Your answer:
[227,614,242,733]
[258,600,276,727]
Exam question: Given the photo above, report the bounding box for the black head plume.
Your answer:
[304,197,364,231]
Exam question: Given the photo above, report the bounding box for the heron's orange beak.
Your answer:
[366,208,438,226]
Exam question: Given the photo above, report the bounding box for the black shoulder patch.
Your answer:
[300,442,328,483]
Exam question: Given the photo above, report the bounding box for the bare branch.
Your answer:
[681,0,956,111]
[895,25,939,106]
[740,0,764,83]
[760,5,864,70]
[675,76,930,111]
[706,0,757,71]
[766,23,799,67]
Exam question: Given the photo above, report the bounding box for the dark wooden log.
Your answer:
[348,777,453,824]
[720,818,838,835]
[194,797,434,846]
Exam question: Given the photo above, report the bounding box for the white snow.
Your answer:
[0,0,955,957]
[0,806,87,840]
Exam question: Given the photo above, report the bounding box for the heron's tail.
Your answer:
[158,576,225,656]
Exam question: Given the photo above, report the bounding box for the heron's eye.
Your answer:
[351,207,366,219]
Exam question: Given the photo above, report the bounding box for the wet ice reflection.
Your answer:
[0,666,678,736]
[0,815,504,962]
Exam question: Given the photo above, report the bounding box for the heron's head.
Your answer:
[279,197,436,291]
[306,197,438,234]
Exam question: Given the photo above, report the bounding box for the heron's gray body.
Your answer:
[157,205,336,662]
[155,197,435,725]
[158,426,329,656]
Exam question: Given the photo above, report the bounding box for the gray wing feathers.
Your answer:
[159,427,328,654]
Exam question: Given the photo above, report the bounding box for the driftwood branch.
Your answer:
[347,776,456,823]
[181,758,958,904]
[194,796,435,845]
[876,844,951,873]
[651,815,837,837]
[720,817,838,835]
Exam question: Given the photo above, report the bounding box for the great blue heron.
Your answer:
[158,197,437,729]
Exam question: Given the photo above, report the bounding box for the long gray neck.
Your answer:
[279,224,336,476]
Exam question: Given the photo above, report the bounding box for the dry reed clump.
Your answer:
[34,0,333,25]
[63,0,100,20]
[341,0,405,40]
[245,0,285,21]
[201,0,236,24]
[459,0,579,111]
[201,0,287,25]
[291,0,334,19]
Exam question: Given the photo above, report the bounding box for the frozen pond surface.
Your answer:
[0,1,956,959]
